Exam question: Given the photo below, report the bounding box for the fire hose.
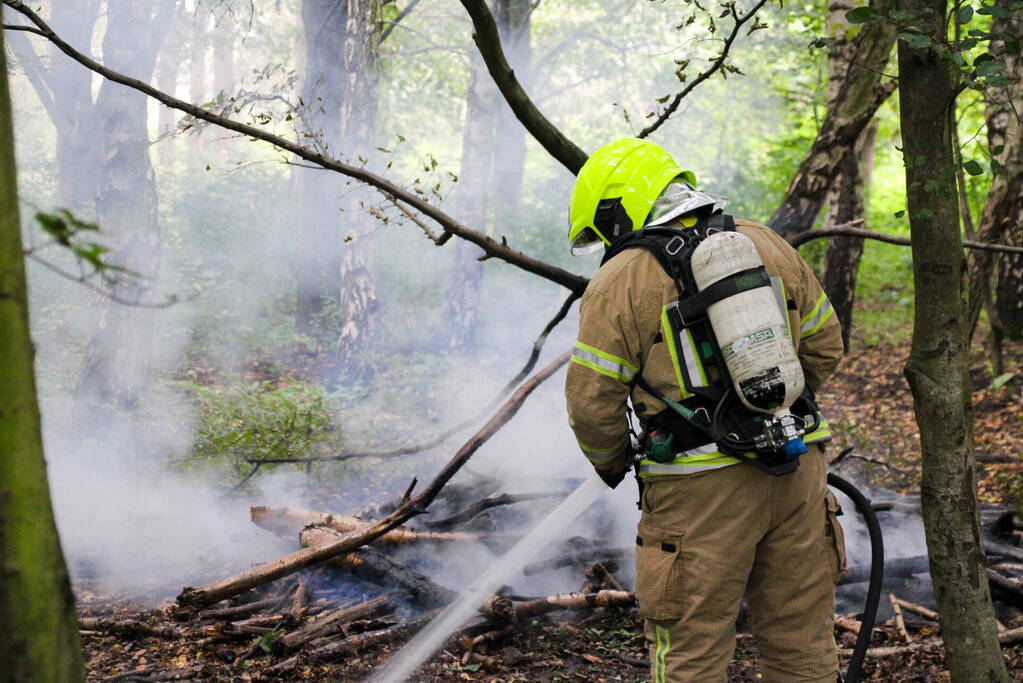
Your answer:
[827,472,884,683]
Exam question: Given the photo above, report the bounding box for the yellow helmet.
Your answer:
[568,138,696,255]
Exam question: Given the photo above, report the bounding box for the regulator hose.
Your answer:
[826,472,884,683]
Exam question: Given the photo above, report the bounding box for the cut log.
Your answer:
[894,598,940,622]
[276,593,395,653]
[987,569,1023,609]
[889,593,911,643]
[77,618,184,639]
[251,505,481,544]
[835,615,861,635]
[290,580,310,620]
[198,596,280,620]
[300,527,458,607]
[482,590,636,622]
[985,540,1023,564]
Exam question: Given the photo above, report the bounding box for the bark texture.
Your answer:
[768,0,896,237]
[435,17,499,351]
[296,0,347,339]
[0,31,85,683]
[820,0,880,347]
[334,0,382,372]
[72,0,176,443]
[6,0,102,213]
[896,2,1010,678]
[492,0,532,229]
[988,4,1023,340]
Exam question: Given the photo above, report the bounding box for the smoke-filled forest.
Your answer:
[3,0,1023,680]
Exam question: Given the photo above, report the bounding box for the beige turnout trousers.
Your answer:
[636,447,846,682]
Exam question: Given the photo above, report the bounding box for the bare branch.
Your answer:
[3,26,61,126]
[791,222,1023,255]
[636,0,772,139]
[2,23,42,36]
[458,0,588,174]
[379,0,422,44]
[25,253,196,308]
[1,0,589,296]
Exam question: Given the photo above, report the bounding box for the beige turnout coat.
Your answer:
[565,218,844,479]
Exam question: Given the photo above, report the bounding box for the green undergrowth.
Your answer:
[169,377,345,479]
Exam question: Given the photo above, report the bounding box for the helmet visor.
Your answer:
[571,227,606,255]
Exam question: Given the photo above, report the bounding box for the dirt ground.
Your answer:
[78,342,1023,682]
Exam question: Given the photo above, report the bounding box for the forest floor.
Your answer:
[78,340,1023,682]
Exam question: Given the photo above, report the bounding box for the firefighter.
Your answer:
[564,138,846,682]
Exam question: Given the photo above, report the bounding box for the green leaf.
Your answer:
[976,61,1006,77]
[962,160,984,176]
[957,4,974,22]
[845,6,877,23]
[991,373,1015,390]
[257,630,280,653]
[992,158,1005,175]
[900,32,931,49]
[463,664,481,672]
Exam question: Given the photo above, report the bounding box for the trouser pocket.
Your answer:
[635,520,685,620]
[824,490,847,583]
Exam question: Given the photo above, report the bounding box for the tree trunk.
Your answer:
[820,0,879,348]
[5,0,103,213]
[989,5,1023,340]
[492,0,532,234]
[334,0,382,375]
[967,0,1021,365]
[0,31,85,683]
[296,0,348,340]
[72,0,176,443]
[435,19,499,351]
[188,18,206,151]
[212,11,236,96]
[823,123,877,349]
[896,1,1010,678]
[768,0,896,237]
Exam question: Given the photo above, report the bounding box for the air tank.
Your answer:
[690,231,804,417]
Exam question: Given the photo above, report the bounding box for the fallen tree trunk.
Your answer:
[251,506,480,544]
[176,350,570,607]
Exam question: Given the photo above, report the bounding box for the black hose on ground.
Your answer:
[827,472,885,683]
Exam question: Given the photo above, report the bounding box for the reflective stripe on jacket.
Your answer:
[565,218,844,479]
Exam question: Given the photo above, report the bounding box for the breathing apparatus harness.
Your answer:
[601,212,821,477]
[599,212,885,683]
